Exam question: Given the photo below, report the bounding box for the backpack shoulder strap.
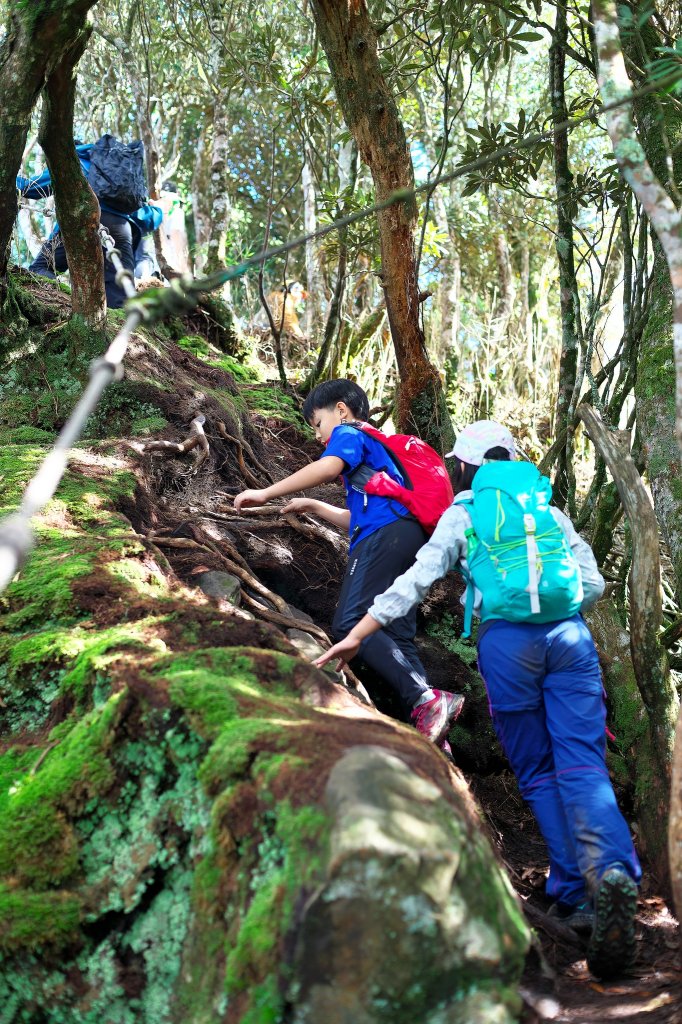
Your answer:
[343,422,409,485]
[450,494,478,638]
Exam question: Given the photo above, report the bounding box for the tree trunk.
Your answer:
[203,2,232,277]
[579,405,676,892]
[39,32,106,326]
[301,142,324,338]
[610,8,682,605]
[204,87,232,276]
[304,141,357,390]
[550,5,581,513]
[587,599,672,891]
[309,0,454,455]
[670,701,682,924]
[0,0,100,287]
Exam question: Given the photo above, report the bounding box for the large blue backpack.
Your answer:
[87,134,147,214]
[455,462,583,637]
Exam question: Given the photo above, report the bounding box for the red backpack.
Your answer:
[345,422,454,535]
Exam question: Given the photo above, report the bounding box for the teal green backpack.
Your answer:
[455,462,583,637]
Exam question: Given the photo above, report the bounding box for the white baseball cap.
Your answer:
[445,420,516,465]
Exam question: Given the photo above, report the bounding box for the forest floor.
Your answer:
[470,773,681,1024]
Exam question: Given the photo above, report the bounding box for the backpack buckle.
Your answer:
[523,513,536,534]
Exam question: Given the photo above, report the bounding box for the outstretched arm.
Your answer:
[314,613,381,670]
[234,455,345,511]
[280,496,350,530]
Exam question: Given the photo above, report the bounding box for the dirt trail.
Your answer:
[471,774,681,1023]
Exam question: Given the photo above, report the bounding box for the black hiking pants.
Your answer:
[332,516,429,712]
[29,210,135,309]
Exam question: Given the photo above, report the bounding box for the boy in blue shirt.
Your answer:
[234,379,464,746]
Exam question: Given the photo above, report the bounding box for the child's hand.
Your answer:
[280,497,310,516]
[314,635,362,671]
[234,488,270,512]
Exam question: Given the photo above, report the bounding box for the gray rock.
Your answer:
[291,745,529,1024]
[194,570,241,605]
[286,603,315,625]
[286,628,326,662]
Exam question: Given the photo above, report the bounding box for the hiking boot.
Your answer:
[411,691,449,743]
[547,900,595,935]
[443,690,465,723]
[411,689,465,744]
[587,867,638,979]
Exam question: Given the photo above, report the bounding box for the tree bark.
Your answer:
[203,3,232,277]
[587,598,671,892]
[39,31,106,326]
[550,4,581,513]
[670,700,682,925]
[0,0,100,286]
[301,141,324,338]
[605,6,682,606]
[579,404,677,891]
[309,0,454,456]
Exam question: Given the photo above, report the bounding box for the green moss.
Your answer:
[242,385,305,428]
[0,885,81,952]
[0,696,119,885]
[176,334,211,357]
[215,353,261,383]
[130,414,168,435]
[0,317,108,433]
[0,425,54,445]
[82,380,166,440]
[225,802,330,1011]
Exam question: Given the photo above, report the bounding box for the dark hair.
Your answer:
[161,180,178,193]
[451,446,512,494]
[302,379,369,422]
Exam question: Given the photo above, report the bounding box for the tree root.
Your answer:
[143,414,210,468]
[216,422,273,487]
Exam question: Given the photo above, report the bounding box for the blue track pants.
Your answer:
[477,615,641,905]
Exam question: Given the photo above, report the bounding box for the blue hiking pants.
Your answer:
[333,517,430,711]
[477,615,641,905]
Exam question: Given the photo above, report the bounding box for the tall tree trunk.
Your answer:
[579,406,676,890]
[309,0,454,455]
[204,87,232,276]
[0,0,100,288]
[591,0,682,918]
[550,4,581,513]
[203,3,232,277]
[492,223,515,340]
[39,32,106,325]
[301,142,324,338]
[609,6,682,605]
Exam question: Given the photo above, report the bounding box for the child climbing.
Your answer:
[315,419,642,981]
[233,379,464,749]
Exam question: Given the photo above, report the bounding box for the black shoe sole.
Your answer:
[587,869,637,979]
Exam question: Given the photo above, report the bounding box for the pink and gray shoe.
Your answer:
[410,688,465,744]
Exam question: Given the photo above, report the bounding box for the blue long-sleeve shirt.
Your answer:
[16,143,162,247]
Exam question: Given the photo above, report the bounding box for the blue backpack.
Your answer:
[455,462,583,637]
[87,134,147,213]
